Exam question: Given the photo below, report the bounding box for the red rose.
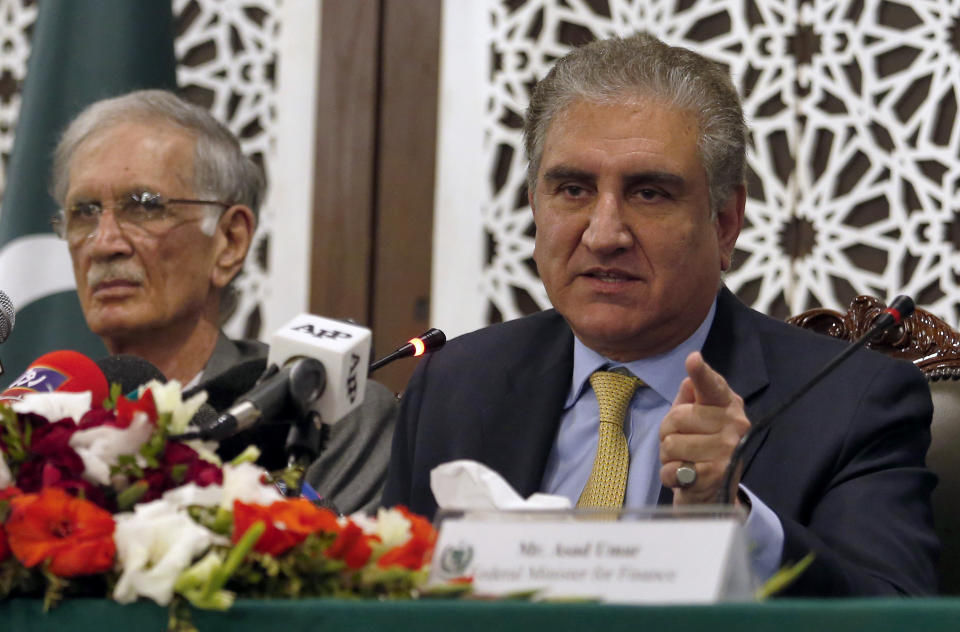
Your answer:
[29,419,78,456]
[76,407,118,430]
[164,442,223,487]
[138,442,223,502]
[16,421,86,496]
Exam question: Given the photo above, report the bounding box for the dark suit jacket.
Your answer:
[383,288,938,595]
[188,334,399,514]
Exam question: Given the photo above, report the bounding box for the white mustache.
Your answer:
[87,263,146,288]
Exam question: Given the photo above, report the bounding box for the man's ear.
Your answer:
[717,184,745,272]
[211,204,255,289]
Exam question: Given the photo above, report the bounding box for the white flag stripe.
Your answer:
[0,234,76,310]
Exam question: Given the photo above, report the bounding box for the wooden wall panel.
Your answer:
[371,0,441,393]
[311,0,380,324]
[313,0,440,394]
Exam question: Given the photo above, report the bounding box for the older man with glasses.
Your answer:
[50,90,398,514]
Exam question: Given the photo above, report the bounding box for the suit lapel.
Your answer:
[480,313,574,498]
[702,287,773,478]
[655,289,771,503]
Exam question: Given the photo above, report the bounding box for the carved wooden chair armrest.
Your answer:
[787,295,960,381]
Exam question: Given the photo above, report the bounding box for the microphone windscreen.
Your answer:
[0,290,14,343]
[185,358,267,413]
[95,357,223,438]
[887,295,915,323]
[190,402,220,430]
[96,354,167,395]
[419,328,446,352]
[0,350,108,404]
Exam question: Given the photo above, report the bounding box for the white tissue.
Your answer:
[430,460,571,510]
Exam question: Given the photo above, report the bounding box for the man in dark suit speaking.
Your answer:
[383,34,938,595]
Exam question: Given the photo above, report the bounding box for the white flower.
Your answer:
[186,441,222,467]
[159,462,282,511]
[372,507,413,549]
[69,411,155,485]
[161,482,224,510]
[112,498,219,606]
[141,379,207,435]
[0,450,12,488]
[11,391,91,422]
[219,462,283,508]
[347,511,378,535]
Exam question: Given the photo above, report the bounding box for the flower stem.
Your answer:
[203,521,265,599]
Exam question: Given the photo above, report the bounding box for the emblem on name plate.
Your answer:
[438,542,474,576]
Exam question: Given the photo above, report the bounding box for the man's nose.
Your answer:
[87,209,133,255]
[581,192,633,253]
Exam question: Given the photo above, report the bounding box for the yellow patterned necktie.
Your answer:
[577,369,644,509]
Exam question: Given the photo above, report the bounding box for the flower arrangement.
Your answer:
[0,382,462,628]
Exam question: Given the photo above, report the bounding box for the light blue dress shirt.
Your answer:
[540,299,784,581]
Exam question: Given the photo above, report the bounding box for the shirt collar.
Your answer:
[565,298,718,407]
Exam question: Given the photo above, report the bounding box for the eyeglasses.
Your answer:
[51,192,230,242]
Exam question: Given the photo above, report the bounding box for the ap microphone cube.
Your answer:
[268,314,372,425]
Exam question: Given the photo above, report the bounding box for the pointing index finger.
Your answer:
[685,351,732,407]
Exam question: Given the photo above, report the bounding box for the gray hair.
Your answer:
[524,33,747,214]
[52,89,265,225]
[53,89,263,323]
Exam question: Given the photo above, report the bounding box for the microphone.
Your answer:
[369,328,446,373]
[96,353,224,431]
[0,290,14,344]
[194,357,326,441]
[184,314,372,441]
[96,354,167,394]
[718,295,915,504]
[0,350,109,405]
[0,290,15,376]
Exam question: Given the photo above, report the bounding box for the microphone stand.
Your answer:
[276,367,341,513]
[718,296,915,504]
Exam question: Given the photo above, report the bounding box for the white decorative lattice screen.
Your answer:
[434,0,960,337]
[173,0,280,338]
[0,0,312,340]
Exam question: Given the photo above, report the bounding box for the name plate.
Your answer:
[429,509,754,603]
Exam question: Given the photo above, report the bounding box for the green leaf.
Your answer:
[40,566,69,612]
[227,445,261,466]
[104,382,122,410]
[170,463,188,484]
[116,480,149,511]
[0,405,27,463]
[418,581,474,599]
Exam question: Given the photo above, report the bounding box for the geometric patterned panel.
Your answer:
[0,0,280,340]
[0,0,38,206]
[480,0,960,326]
[173,0,279,340]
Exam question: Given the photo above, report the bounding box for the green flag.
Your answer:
[0,0,177,383]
